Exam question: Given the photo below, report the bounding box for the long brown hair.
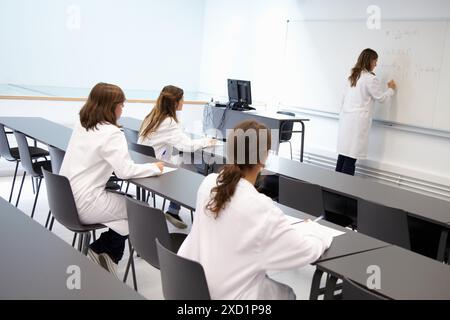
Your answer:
[79,82,125,130]
[206,120,272,218]
[348,48,378,87]
[139,85,184,138]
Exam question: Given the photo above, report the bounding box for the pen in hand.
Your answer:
[291,215,324,225]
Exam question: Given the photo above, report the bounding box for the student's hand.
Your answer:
[154,162,164,173]
[388,80,397,90]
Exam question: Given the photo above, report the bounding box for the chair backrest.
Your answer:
[13,131,40,176]
[126,197,172,269]
[279,176,324,217]
[123,128,139,144]
[48,146,66,174]
[42,169,87,232]
[277,111,295,142]
[156,239,211,300]
[0,124,15,160]
[128,142,156,157]
[342,278,388,300]
[357,199,411,250]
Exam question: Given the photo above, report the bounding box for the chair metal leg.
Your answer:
[288,141,293,160]
[72,233,77,247]
[125,181,130,194]
[81,232,91,256]
[123,249,133,282]
[162,198,166,212]
[49,217,55,231]
[45,211,52,228]
[123,241,138,291]
[8,161,19,203]
[30,177,42,219]
[92,230,97,242]
[31,176,35,195]
[77,233,84,252]
[15,171,26,207]
[153,193,156,208]
[190,210,194,223]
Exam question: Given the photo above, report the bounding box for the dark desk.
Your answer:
[132,151,390,265]
[0,197,143,299]
[201,144,450,261]
[317,245,450,300]
[129,151,202,211]
[122,106,310,161]
[0,116,72,150]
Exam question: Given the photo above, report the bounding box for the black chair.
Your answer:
[42,169,105,255]
[124,197,187,291]
[0,124,48,203]
[156,239,210,300]
[123,128,139,144]
[44,146,66,231]
[13,131,52,218]
[277,111,295,160]
[342,278,388,300]
[278,175,324,217]
[357,199,411,250]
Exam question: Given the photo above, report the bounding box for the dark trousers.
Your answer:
[90,229,128,264]
[336,154,357,176]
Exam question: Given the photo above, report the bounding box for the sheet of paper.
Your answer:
[292,221,345,239]
[285,215,304,225]
[161,166,178,174]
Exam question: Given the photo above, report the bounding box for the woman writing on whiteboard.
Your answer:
[336,48,397,175]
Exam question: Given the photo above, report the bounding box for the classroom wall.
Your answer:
[198,0,450,192]
[0,0,205,91]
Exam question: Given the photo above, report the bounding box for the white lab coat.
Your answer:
[337,71,395,159]
[138,117,209,164]
[178,173,332,300]
[60,121,161,235]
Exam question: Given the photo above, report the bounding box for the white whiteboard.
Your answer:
[282,20,450,132]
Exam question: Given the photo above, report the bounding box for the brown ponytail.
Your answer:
[348,48,378,87]
[139,85,184,138]
[206,120,271,218]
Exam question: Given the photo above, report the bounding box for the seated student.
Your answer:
[60,82,164,276]
[178,120,332,300]
[138,85,215,229]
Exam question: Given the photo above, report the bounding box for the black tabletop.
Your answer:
[0,197,143,300]
[317,245,450,300]
[0,116,72,151]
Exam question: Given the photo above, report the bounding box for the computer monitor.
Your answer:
[227,79,252,109]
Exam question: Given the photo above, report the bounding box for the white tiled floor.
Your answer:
[0,174,321,300]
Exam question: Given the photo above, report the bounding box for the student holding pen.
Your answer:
[138,85,216,229]
[178,120,332,300]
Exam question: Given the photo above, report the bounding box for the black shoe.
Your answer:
[164,212,188,229]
